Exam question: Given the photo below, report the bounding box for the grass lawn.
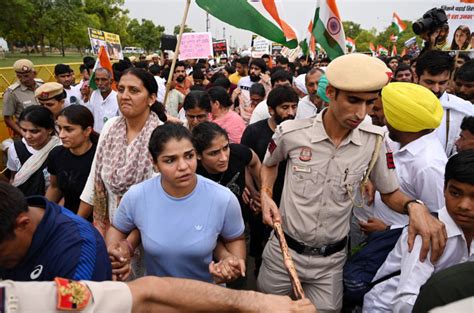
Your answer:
[0,52,88,67]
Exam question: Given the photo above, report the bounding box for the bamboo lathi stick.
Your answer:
[273,222,305,300]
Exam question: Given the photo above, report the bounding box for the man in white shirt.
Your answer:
[86,68,119,133]
[295,68,324,119]
[360,83,447,233]
[363,150,474,313]
[149,64,165,103]
[54,64,83,106]
[415,50,474,157]
[249,70,293,124]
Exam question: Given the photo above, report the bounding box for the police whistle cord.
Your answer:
[273,222,305,300]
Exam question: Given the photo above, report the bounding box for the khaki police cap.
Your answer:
[151,53,159,58]
[129,56,137,62]
[35,82,64,100]
[326,53,392,92]
[145,55,153,61]
[13,59,34,73]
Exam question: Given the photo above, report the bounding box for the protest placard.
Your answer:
[213,39,228,57]
[179,32,213,60]
[251,36,270,58]
[88,28,123,60]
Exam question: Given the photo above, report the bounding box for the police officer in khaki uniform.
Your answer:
[257,54,447,312]
[2,59,43,136]
[0,276,317,312]
[35,82,66,118]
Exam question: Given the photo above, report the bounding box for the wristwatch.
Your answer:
[403,199,425,215]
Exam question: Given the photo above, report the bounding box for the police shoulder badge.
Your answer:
[55,277,91,311]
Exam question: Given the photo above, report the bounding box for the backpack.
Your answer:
[343,227,404,308]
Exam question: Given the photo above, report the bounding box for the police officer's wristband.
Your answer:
[261,186,273,197]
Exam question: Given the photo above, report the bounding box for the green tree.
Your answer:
[47,0,91,56]
[355,30,377,52]
[84,0,132,46]
[173,24,193,35]
[127,19,165,53]
[343,21,362,39]
[0,0,34,52]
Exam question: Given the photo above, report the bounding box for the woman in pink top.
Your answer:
[207,86,246,144]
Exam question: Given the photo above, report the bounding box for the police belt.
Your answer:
[279,232,347,257]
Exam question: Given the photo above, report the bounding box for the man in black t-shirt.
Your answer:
[241,85,299,276]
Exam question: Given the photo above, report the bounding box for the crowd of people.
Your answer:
[0,42,474,312]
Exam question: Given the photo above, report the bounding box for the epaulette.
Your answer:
[7,82,20,91]
[358,122,385,137]
[277,118,314,135]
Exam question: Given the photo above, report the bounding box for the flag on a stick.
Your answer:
[311,0,346,60]
[346,37,356,52]
[369,42,376,55]
[301,20,316,56]
[377,45,389,56]
[392,12,407,33]
[196,0,298,48]
[89,46,114,90]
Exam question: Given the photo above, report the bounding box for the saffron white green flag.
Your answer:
[196,0,298,48]
[89,46,114,90]
[311,0,346,60]
[392,12,407,33]
[301,20,316,56]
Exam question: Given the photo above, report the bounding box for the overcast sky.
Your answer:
[123,0,461,48]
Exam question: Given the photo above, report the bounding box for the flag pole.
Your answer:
[163,0,192,107]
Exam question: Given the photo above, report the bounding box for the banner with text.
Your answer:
[179,32,213,60]
[88,28,123,60]
[251,35,270,58]
[440,3,473,50]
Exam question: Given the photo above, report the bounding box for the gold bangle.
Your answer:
[261,186,273,197]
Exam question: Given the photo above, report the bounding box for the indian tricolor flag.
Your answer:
[89,46,114,90]
[196,0,298,48]
[311,0,346,60]
[346,37,356,52]
[301,20,316,56]
[391,45,398,56]
[392,12,407,33]
[369,42,376,55]
[377,45,389,56]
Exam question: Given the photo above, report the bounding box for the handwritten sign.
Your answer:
[179,32,213,60]
[251,36,270,58]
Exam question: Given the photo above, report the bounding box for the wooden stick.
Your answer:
[273,222,305,300]
[163,0,191,106]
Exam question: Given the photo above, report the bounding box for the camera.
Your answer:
[412,8,448,35]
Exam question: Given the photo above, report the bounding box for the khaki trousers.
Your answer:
[257,235,347,313]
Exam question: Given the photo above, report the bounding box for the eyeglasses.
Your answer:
[186,113,208,121]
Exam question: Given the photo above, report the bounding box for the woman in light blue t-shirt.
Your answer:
[106,123,246,284]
